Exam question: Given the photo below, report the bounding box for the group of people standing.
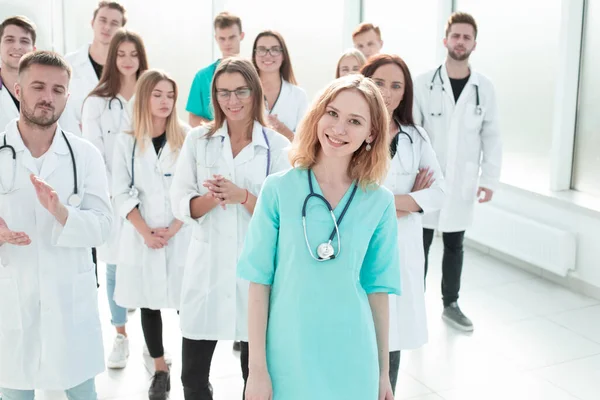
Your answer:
[0,1,501,400]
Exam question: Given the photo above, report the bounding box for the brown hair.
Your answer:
[87,29,149,99]
[289,75,390,189]
[93,1,127,26]
[352,22,382,40]
[252,30,298,85]
[18,50,71,80]
[214,11,242,32]
[445,12,478,38]
[361,54,415,126]
[335,48,367,79]
[0,16,37,45]
[207,57,266,137]
[129,69,186,152]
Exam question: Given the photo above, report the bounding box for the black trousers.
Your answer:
[389,351,401,395]
[423,229,465,307]
[141,308,165,358]
[182,338,249,400]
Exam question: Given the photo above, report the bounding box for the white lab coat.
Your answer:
[413,63,502,232]
[383,124,445,351]
[82,94,134,264]
[0,84,19,132]
[112,127,192,310]
[0,120,112,390]
[170,121,291,341]
[267,79,309,132]
[60,45,99,136]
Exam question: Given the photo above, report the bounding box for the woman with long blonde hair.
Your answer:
[80,28,149,370]
[112,69,191,400]
[240,75,400,400]
[170,57,291,400]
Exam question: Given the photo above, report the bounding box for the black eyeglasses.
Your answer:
[254,46,283,57]
[216,87,252,101]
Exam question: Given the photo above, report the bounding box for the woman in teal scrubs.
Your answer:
[239,75,400,400]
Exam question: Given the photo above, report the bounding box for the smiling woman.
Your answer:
[239,75,400,400]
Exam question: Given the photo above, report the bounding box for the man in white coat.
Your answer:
[0,51,112,399]
[0,16,36,131]
[59,1,127,135]
[414,12,502,332]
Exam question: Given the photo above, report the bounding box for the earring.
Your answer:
[366,142,372,151]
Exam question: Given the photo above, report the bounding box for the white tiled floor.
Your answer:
[35,238,600,399]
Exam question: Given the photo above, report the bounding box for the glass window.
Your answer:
[362,0,441,77]
[455,0,562,190]
[572,0,600,196]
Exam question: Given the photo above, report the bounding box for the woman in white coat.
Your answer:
[251,30,308,141]
[81,28,149,370]
[362,54,445,394]
[112,69,191,400]
[170,57,291,400]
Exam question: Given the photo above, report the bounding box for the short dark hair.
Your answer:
[93,1,127,26]
[445,12,478,39]
[19,50,72,80]
[0,16,37,45]
[213,12,242,32]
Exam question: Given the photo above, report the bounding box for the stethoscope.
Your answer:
[302,170,358,261]
[0,131,82,207]
[201,127,272,177]
[389,121,416,173]
[264,77,282,115]
[429,65,482,116]
[128,136,168,198]
[107,96,124,134]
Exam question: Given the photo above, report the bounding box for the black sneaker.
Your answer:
[233,341,241,352]
[442,302,474,332]
[149,370,170,400]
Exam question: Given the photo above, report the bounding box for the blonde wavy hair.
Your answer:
[289,75,390,189]
[129,69,186,152]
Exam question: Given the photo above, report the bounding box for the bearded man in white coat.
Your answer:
[413,12,502,332]
[0,51,112,400]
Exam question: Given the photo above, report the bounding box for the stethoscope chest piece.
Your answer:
[128,186,139,199]
[67,193,82,207]
[317,242,335,260]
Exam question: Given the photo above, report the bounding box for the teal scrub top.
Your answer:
[238,167,401,400]
[186,59,220,121]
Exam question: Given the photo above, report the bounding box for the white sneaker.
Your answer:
[107,334,130,369]
[143,344,172,365]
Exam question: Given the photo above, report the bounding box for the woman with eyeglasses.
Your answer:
[170,57,291,400]
[252,30,309,141]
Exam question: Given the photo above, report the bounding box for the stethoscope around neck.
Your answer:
[0,131,82,207]
[389,120,417,173]
[302,170,358,262]
[428,65,482,116]
[107,96,125,134]
[128,136,168,198]
[200,127,272,177]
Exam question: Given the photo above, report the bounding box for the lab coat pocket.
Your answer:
[464,104,484,132]
[0,277,22,330]
[461,162,480,201]
[72,270,98,324]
